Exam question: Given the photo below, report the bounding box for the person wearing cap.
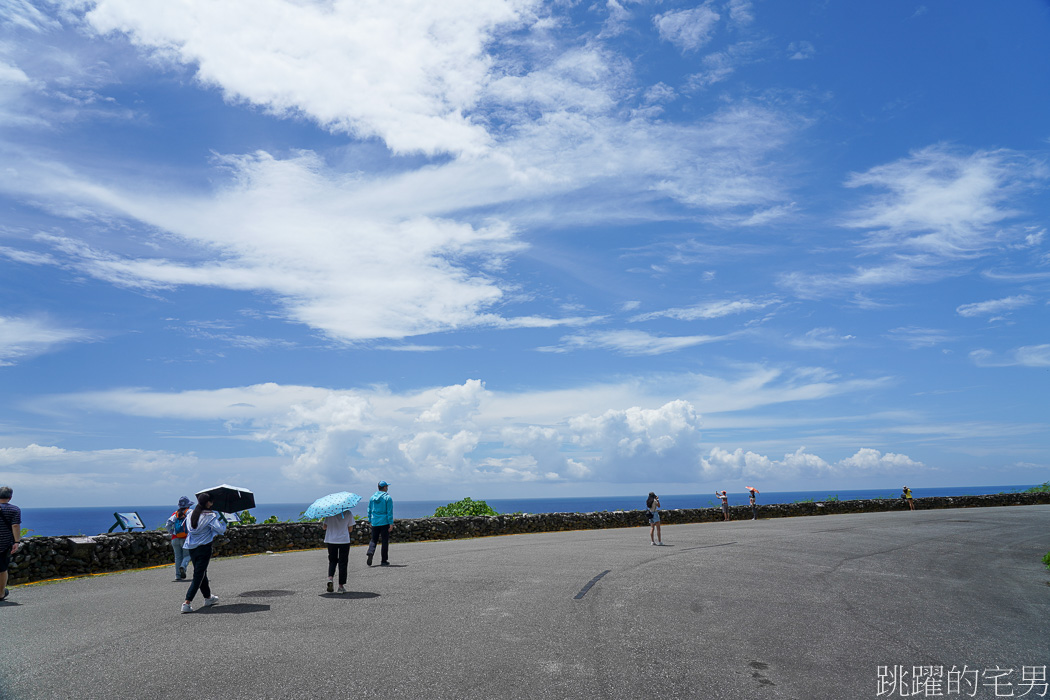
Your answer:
[0,485,21,602]
[165,496,194,580]
[902,486,914,511]
[366,481,394,567]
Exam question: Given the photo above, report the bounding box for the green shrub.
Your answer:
[433,497,499,518]
[20,527,32,538]
[1025,481,1050,494]
[794,497,815,503]
[1043,551,1050,571]
[825,494,840,502]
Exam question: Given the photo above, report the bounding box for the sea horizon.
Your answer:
[14,483,1042,538]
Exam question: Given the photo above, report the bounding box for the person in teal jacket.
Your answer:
[366,481,394,566]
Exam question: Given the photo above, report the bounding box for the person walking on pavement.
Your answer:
[717,490,730,521]
[646,492,664,545]
[366,481,394,567]
[0,485,21,602]
[181,492,226,613]
[165,496,194,580]
[323,509,354,593]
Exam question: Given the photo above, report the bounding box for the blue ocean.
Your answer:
[15,484,1040,538]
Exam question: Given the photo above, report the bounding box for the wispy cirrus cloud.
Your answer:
[632,297,780,322]
[0,315,96,366]
[970,345,1050,368]
[955,294,1033,318]
[538,329,733,355]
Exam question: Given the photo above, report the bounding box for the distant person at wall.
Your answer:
[646,492,664,545]
[323,509,354,593]
[0,485,21,602]
[165,496,194,580]
[747,487,758,520]
[366,481,394,567]
[902,486,914,511]
[717,490,730,521]
[181,492,226,614]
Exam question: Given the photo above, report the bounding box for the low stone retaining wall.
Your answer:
[8,492,1048,585]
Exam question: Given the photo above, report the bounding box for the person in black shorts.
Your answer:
[0,485,22,601]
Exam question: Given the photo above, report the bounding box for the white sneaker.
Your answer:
[337,585,346,594]
[658,542,665,546]
[651,541,657,545]
[181,603,192,614]
[203,595,219,607]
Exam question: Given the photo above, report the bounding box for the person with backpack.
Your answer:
[165,496,193,580]
[646,492,664,546]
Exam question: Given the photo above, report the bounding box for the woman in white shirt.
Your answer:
[181,492,227,613]
[322,511,354,594]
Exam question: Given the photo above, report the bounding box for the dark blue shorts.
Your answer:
[0,549,9,573]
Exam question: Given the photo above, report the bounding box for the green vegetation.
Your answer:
[262,515,280,524]
[825,494,840,502]
[1025,481,1050,494]
[228,510,256,526]
[1043,551,1050,572]
[20,527,32,538]
[433,497,499,518]
[794,497,815,503]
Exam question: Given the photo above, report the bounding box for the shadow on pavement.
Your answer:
[318,591,380,600]
[196,603,270,614]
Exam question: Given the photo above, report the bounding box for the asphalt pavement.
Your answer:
[2,505,1048,700]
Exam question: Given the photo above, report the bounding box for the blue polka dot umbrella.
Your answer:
[303,491,362,520]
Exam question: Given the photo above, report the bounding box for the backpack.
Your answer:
[171,510,188,537]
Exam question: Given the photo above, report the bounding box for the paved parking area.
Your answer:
[2,505,1048,700]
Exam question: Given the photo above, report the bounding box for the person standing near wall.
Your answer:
[902,486,915,511]
[747,487,758,520]
[717,490,730,521]
[322,510,354,593]
[646,492,664,545]
[366,481,394,567]
[181,492,226,613]
[166,496,194,580]
[0,485,21,602]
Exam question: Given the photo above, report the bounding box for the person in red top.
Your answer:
[165,496,193,580]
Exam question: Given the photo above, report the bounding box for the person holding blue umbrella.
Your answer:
[366,481,394,567]
[304,492,361,594]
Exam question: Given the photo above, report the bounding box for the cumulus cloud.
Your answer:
[0,316,96,365]
[653,5,721,53]
[700,445,923,479]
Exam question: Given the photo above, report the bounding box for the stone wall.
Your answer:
[8,491,1048,585]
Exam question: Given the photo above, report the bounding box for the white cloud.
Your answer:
[955,295,1033,318]
[69,0,541,156]
[788,328,856,350]
[700,445,923,480]
[0,315,95,365]
[632,297,779,321]
[970,345,1050,368]
[835,447,923,472]
[843,145,1047,257]
[885,326,954,349]
[541,329,732,355]
[0,443,198,473]
[653,5,721,53]
[787,41,815,60]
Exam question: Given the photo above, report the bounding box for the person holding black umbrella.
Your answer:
[181,492,226,614]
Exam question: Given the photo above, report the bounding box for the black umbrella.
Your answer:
[196,484,256,513]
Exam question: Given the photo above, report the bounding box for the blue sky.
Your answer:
[1,0,1048,508]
